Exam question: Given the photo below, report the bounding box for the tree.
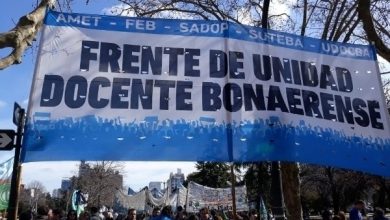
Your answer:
[27,180,46,194]
[300,165,375,213]
[72,161,124,208]
[18,180,49,214]
[0,0,55,70]
[358,0,390,62]
[186,162,231,188]
[242,162,272,212]
[8,0,389,70]
[280,162,302,219]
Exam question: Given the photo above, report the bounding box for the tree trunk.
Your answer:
[358,0,390,62]
[281,162,303,220]
[261,0,270,29]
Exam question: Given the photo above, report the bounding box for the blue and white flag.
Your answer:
[22,10,390,177]
[0,157,13,181]
[259,196,268,220]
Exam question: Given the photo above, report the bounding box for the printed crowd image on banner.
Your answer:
[22,10,390,176]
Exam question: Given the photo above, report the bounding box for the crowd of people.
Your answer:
[321,200,389,220]
[17,205,266,220]
[14,201,389,220]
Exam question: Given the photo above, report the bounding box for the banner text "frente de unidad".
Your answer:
[39,41,384,130]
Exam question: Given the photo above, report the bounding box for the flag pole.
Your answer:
[184,182,190,212]
[7,106,25,220]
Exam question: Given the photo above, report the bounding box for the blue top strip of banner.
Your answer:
[45,10,376,60]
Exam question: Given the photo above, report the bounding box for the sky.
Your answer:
[0,0,197,194]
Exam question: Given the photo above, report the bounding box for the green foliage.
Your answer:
[243,162,272,209]
[186,162,231,188]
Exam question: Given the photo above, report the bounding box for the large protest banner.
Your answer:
[186,181,248,212]
[23,10,390,176]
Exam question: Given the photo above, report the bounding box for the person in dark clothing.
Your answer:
[175,206,186,220]
[126,208,137,220]
[150,207,161,220]
[67,210,78,220]
[199,207,213,220]
[90,207,102,220]
[373,208,389,220]
[321,209,332,220]
[158,206,173,220]
[349,200,365,220]
[52,209,63,220]
[19,210,34,220]
[36,206,49,220]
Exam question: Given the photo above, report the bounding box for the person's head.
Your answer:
[249,209,257,220]
[67,210,77,220]
[152,207,160,217]
[90,207,99,215]
[19,210,33,220]
[176,206,186,220]
[37,206,49,216]
[187,214,199,220]
[354,200,365,210]
[249,209,257,216]
[322,209,332,220]
[209,209,216,218]
[177,206,183,213]
[127,208,137,220]
[79,211,90,220]
[199,208,209,220]
[107,212,114,220]
[337,211,346,220]
[374,208,385,217]
[52,209,63,220]
[161,206,172,217]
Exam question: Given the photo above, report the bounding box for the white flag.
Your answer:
[0,157,13,181]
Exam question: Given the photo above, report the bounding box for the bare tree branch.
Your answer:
[342,17,360,43]
[328,0,347,41]
[321,0,338,40]
[333,1,359,41]
[373,19,390,40]
[358,0,390,62]
[0,0,55,70]
[301,0,308,36]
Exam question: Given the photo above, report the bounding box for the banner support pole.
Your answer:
[184,182,190,212]
[270,162,286,220]
[7,107,25,220]
[230,163,237,220]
